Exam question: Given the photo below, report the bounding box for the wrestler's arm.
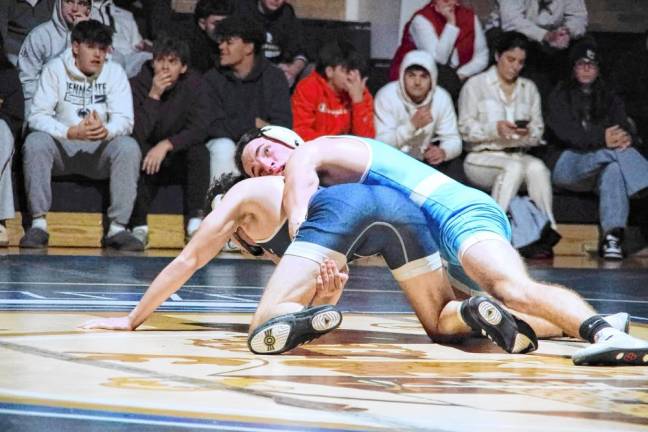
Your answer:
[79,181,262,331]
[282,143,322,237]
[283,137,370,237]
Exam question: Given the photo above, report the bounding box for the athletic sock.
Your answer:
[579,315,612,343]
[32,217,47,232]
[593,326,622,343]
[107,222,126,237]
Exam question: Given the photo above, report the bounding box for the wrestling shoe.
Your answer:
[604,312,630,334]
[572,331,648,365]
[460,296,538,354]
[248,305,342,355]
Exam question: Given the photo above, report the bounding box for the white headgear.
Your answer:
[258,125,305,149]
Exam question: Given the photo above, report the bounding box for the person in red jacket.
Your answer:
[291,39,375,140]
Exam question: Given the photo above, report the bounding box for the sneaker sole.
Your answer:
[573,346,648,366]
[249,308,342,355]
[463,297,538,354]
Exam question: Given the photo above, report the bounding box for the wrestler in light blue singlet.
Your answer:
[353,137,512,266]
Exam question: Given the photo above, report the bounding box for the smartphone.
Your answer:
[515,119,530,128]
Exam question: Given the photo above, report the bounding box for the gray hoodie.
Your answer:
[17,0,91,115]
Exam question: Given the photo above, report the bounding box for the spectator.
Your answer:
[129,36,211,247]
[375,50,461,166]
[235,0,308,87]
[485,0,588,98]
[18,0,92,116]
[390,0,488,102]
[458,31,555,228]
[610,30,648,155]
[188,0,233,73]
[0,33,24,246]
[203,15,291,180]
[91,0,152,77]
[545,40,648,260]
[20,20,141,250]
[292,39,374,141]
[0,0,54,65]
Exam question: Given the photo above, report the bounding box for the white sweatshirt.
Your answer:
[28,47,133,141]
[374,50,461,162]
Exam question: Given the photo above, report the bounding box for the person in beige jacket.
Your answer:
[458,31,555,228]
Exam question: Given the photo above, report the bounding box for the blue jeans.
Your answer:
[552,147,648,233]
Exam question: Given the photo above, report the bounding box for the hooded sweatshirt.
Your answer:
[17,0,90,114]
[291,70,375,141]
[91,0,150,77]
[28,47,133,141]
[204,55,292,141]
[130,61,210,153]
[375,50,461,161]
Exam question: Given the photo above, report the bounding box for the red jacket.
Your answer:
[291,71,375,140]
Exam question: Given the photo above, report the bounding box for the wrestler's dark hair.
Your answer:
[71,19,113,47]
[203,172,247,215]
[153,35,191,65]
[234,128,265,178]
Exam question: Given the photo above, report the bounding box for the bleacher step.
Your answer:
[6,213,602,255]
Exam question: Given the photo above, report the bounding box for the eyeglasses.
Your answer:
[575,60,598,69]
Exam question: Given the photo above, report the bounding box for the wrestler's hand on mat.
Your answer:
[316,259,349,299]
[78,316,134,331]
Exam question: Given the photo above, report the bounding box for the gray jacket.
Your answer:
[17,0,91,115]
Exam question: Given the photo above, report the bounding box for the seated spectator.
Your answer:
[292,39,374,141]
[0,0,54,65]
[20,20,141,250]
[545,41,648,260]
[0,33,24,246]
[485,0,588,98]
[389,0,488,102]
[18,0,92,116]
[129,36,211,247]
[91,0,152,77]
[203,15,291,180]
[611,30,648,155]
[375,50,461,166]
[458,31,556,229]
[235,0,308,87]
[188,0,233,74]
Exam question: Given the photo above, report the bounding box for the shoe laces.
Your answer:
[605,235,620,250]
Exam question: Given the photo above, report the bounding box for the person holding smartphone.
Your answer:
[458,31,557,246]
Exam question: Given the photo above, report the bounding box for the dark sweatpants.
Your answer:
[129,142,210,226]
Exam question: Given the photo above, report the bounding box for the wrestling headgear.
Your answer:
[256,125,304,149]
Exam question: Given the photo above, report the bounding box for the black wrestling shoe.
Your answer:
[460,296,538,354]
[248,305,342,355]
[572,331,648,366]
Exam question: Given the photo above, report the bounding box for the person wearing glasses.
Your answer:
[544,40,648,260]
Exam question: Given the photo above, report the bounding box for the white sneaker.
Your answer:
[131,226,149,249]
[604,312,630,333]
[572,331,648,365]
[0,224,7,247]
[601,234,623,260]
[221,239,240,253]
